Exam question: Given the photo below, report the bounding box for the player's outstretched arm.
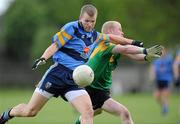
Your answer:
[107,34,143,47]
[32,42,59,70]
[124,53,161,62]
[124,54,146,61]
[112,44,163,57]
[117,44,164,62]
[112,44,145,54]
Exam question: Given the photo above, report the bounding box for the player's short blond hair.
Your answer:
[80,4,97,17]
[101,21,122,33]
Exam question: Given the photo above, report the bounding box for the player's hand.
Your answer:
[144,54,160,62]
[32,58,46,70]
[143,45,163,57]
[131,40,144,47]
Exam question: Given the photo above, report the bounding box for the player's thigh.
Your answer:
[27,88,50,111]
[102,98,127,116]
[69,91,92,114]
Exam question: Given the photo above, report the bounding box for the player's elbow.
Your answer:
[81,106,94,120]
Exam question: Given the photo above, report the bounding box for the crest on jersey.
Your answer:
[45,82,52,89]
[80,47,90,59]
[81,35,85,39]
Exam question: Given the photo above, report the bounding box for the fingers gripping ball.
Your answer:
[73,65,94,87]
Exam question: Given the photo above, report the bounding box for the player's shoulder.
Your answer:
[62,21,78,29]
[95,41,114,55]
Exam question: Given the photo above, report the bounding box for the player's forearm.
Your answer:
[112,45,144,54]
[108,34,133,45]
[125,54,145,61]
[41,42,59,60]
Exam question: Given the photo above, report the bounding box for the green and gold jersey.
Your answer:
[87,41,121,91]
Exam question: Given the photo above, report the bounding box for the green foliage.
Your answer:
[3,1,38,60]
[3,0,45,60]
[1,0,180,61]
[92,0,180,47]
[31,25,56,59]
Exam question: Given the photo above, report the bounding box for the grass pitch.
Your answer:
[0,88,179,124]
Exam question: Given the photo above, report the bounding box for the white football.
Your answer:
[73,65,94,87]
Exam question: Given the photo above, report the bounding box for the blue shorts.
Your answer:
[37,63,84,101]
[156,80,169,89]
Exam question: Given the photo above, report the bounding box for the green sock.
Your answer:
[75,117,80,124]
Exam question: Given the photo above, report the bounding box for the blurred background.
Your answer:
[0,0,180,124]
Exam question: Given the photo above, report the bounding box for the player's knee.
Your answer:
[122,108,130,119]
[87,108,94,118]
[24,106,38,117]
[116,107,130,119]
[82,106,94,119]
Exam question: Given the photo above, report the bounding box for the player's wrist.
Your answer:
[32,57,47,70]
[40,57,47,62]
[138,48,145,54]
[143,48,147,55]
[131,40,144,47]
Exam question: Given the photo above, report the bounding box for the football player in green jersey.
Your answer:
[75,21,163,124]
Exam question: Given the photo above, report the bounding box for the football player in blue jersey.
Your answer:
[150,48,173,115]
[0,4,143,124]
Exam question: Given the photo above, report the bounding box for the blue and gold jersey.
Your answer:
[52,21,109,70]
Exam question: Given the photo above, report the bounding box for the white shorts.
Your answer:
[35,87,88,102]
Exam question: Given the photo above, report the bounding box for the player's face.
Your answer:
[113,24,124,37]
[79,12,97,32]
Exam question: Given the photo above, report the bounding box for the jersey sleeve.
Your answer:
[95,32,110,46]
[52,23,74,48]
